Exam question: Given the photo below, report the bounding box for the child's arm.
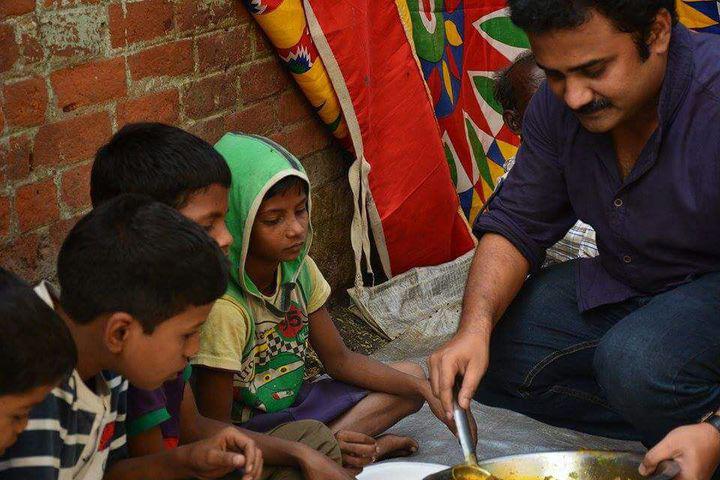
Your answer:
[193,366,235,423]
[180,384,354,479]
[309,305,426,396]
[309,305,453,429]
[104,426,262,480]
[127,427,166,457]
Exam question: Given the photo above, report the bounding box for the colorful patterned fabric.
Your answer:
[677,0,720,34]
[244,0,720,275]
[399,1,529,227]
[242,0,350,148]
[304,0,476,277]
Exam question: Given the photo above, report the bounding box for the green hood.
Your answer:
[215,133,312,306]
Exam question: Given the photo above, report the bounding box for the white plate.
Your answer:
[357,461,447,480]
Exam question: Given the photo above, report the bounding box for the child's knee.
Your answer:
[290,419,342,464]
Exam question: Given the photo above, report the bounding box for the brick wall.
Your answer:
[0,0,355,292]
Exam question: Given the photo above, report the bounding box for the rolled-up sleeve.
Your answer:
[473,84,577,272]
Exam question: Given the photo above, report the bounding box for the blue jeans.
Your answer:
[474,260,720,447]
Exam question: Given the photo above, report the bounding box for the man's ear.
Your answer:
[647,8,672,55]
[503,110,522,136]
[104,312,138,354]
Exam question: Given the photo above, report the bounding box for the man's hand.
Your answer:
[640,424,720,480]
[428,330,490,418]
[299,448,358,479]
[335,430,377,475]
[182,427,263,480]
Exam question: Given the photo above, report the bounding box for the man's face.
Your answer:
[529,10,669,133]
[113,304,212,390]
[179,183,232,254]
[0,385,55,455]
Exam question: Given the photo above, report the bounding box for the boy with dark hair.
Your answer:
[192,133,454,475]
[0,194,263,480]
[91,124,352,480]
[0,268,77,456]
[91,122,233,252]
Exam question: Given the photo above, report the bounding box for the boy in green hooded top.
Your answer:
[193,133,455,474]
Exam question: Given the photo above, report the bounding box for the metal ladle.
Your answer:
[424,399,495,480]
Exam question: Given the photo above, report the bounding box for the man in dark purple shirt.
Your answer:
[429,1,720,478]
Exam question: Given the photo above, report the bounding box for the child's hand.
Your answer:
[335,430,377,475]
[640,423,720,480]
[421,380,457,431]
[299,448,358,479]
[420,379,478,445]
[182,427,263,480]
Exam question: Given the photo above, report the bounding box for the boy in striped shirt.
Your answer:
[0,194,263,480]
[0,268,77,458]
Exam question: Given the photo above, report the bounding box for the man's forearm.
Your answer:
[458,233,529,336]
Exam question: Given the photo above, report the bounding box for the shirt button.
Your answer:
[614,198,623,207]
[623,255,632,263]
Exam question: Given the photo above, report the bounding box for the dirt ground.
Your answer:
[305,295,389,378]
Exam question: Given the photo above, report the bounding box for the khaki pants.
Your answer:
[260,420,342,480]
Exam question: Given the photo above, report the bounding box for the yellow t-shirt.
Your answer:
[192,256,331,421]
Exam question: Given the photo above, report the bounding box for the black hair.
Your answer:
[91,123,231,209]
[508,0,677,60]
[0,268,77,396]
[264,175,309,201]
[58,194,229,333]
[494,51,537,113]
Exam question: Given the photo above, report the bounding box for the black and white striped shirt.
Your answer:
[0,368,128,480]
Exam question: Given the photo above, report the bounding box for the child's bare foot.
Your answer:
[376,434,418,461]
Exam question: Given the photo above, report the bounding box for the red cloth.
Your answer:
[307,0,475,275]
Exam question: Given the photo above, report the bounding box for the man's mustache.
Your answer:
[573,98,613,115]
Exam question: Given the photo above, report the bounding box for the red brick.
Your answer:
[43,0,101,7]
[51,58,127,112]
[270,118,331,159]
[3,77,48,127]
[182,73,237,120]
[128,40,193,80]
[16,178,60,232]
[109,0,173,48]
[197,26,250,73]
[238,58,289,103]
[34,112,112,167]
[61,162,92,210]
[0,105,4,134]
[224,100,277,135]
[42,8,104,58]
[116,89,179,127]
[20,31,44,63]
[186,116,225,145]
[0,135,32,183]
[0,196,10,238]
[0,234,44,283]
[0,25,19,73]
[0,0,34,19]
[278,89,313,126]
[175,0,250,32]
